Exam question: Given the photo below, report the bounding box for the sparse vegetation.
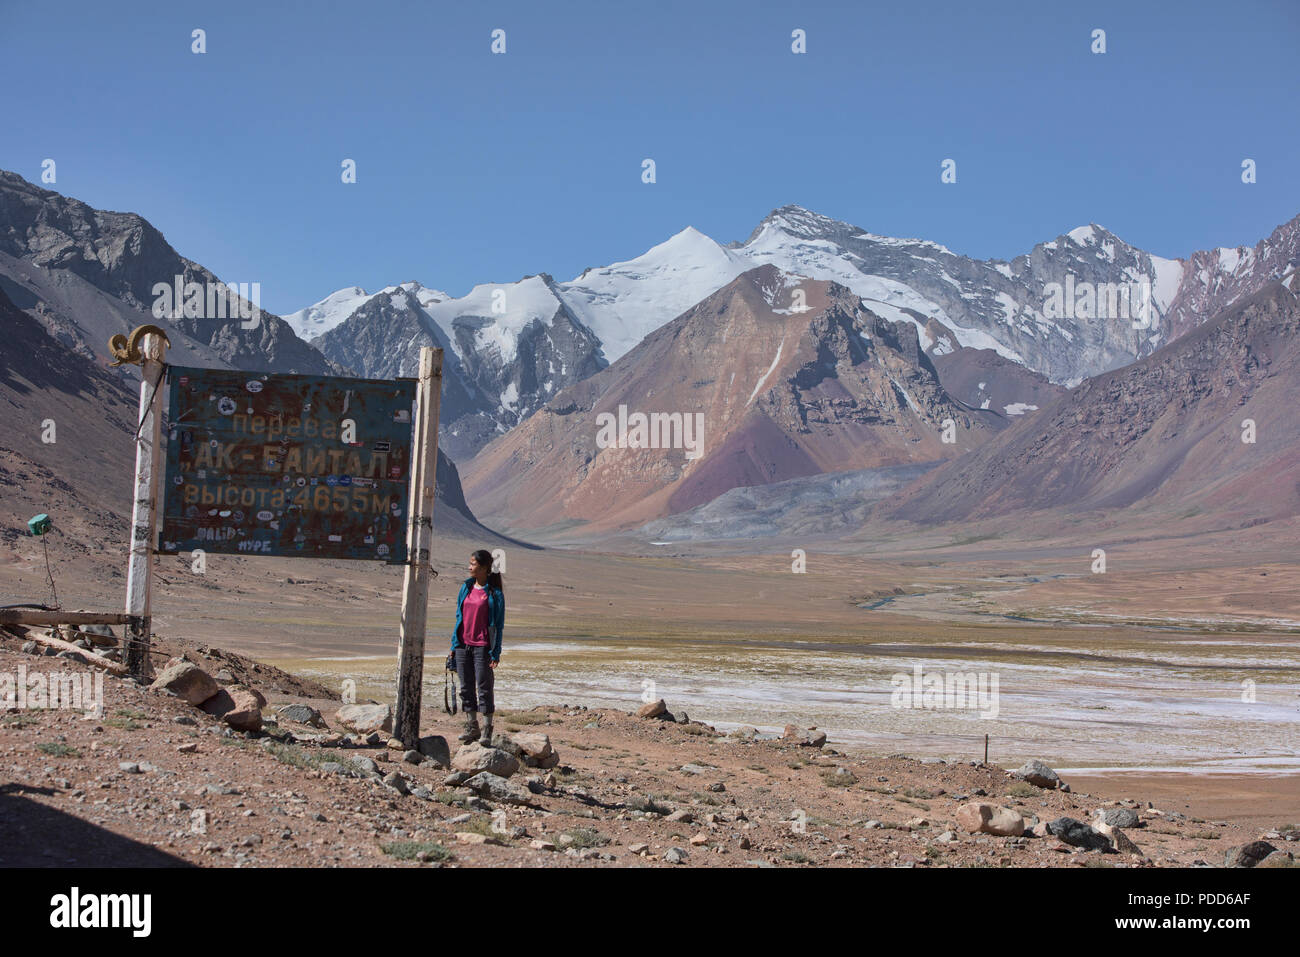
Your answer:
[781,850,812,864]
[380,841,453,861]
[561,827,610,849]
[1005,782,1038,798]
[36,741,79,757]
[822,769,857,787]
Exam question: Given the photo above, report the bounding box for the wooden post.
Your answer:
[394,347,443,747]
[123,333,167,679]
[984,733,989,765]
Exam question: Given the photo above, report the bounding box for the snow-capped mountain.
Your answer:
[284,281,450,341]
[291,206,1300,460]
[311,275,604,461]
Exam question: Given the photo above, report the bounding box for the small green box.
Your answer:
[28,514,52,536]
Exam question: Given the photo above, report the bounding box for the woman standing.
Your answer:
[450,549,505,745]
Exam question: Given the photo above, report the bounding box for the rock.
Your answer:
[1257,850,1295,868]
[487,735,524,758]
[463,772,535,806]
[675,712,691,724]
[363,732,383,746]
[417,735,451,768]
[318,762,347,775]
[451,743,519,778]
[1046,817,1112,851]
[456,832,504,846]
[176,743,198,754]
[689,833,709,846]
[277,704,325,727]
[665,809,695,824]
[511,732,554,760]
[149,661,219,706]
[444,771,471,787]
[214,669,235,683]
[21,641,37,654]
[637,699,667,719]
[1014,759,1064,790]
[1096,807,1141,829]
[1030,822,1051,838]
[955,803,1025,837]
[402,750,422,765]
[783,725,828,748]
[729,726,759,740]
[334,704,393,735]
[679,763,713,775]
[664,847,688,864]
[530,839,557,851]
[351,756,380,774]
[1225,841,1277,868]
[201,688,263,732]
[1111,829,1144,856]
[78,624,117,648]
[119,762,141,774]
[629,843,650,855]
[382,772,410,795]
[935,831,957,843]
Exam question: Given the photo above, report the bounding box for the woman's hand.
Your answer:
[489,660,498,670]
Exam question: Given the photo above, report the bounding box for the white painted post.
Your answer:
[394,347,443,747]
[123,333,168,679]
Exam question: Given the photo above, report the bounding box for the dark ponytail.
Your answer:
[473,548,504,595]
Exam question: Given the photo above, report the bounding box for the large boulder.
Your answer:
[1225,841,1277,868]
[278,704,325,728]
[1096,807,1141,829]
[1015,760,1065,790]
[637,699,667,719]
[334,704,393,735]
[1046,817,1112,851]
[783,725,828,748]
[201,687,263,732]
[417,735,451,768]
[462,772,534,806]
[511,732,559,769]
[451,742,519,778]
[150,661,219,706]
[955,802,1025,837]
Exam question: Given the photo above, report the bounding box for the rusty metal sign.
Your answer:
[159,366,415,561]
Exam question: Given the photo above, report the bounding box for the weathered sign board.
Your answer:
[159,366,416,561]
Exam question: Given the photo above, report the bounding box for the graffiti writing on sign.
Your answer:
[158,367,416,561]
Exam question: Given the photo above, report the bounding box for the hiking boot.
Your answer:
[479,711,494,745]
[458,711,479,744]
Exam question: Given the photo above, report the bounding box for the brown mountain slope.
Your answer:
[463,265,1005,533]
[879,277,1300,525]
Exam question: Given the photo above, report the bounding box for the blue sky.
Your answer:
[4,0,1298,315]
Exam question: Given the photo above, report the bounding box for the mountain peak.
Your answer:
[741,205,853,245]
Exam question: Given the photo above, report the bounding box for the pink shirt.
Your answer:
[461,584,490,646]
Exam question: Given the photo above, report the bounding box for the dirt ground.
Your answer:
[2,634,1296,869]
